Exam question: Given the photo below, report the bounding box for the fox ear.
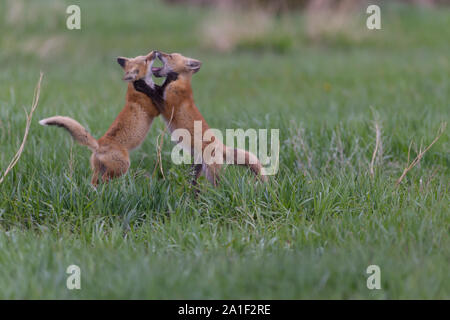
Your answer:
[186,59,202,73]
[117,57,129,68]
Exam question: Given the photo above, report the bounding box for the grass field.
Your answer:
[0,0,449,299]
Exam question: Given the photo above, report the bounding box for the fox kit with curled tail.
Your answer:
[40,52,162,186]
[134,51,267,187]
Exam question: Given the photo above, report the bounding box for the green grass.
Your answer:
[0,0,448,299]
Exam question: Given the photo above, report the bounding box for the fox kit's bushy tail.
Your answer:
[224,146,267,181]
[39,116,99,151]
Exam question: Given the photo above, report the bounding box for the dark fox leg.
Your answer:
[191,163,203,186]
[191,163,203,195]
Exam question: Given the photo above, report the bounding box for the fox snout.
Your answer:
[146,50,157,62]
[123,70,138,81]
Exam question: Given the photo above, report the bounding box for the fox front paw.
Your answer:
[133,79,150,94]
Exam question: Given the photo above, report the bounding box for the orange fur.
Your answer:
[40,52,161,186]
[144,51,267,186]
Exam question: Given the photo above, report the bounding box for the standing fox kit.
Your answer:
[134,51,267,186]
[40,52,161,185]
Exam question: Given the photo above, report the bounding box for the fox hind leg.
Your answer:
[204,163,221,187]
[90,153,102,186]
[91,147,130,185]
[91,168,100,186]
[190,163,203,195]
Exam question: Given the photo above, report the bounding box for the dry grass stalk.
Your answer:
[396,122,447,186]
[370,121,382,177]
[152,108,175,179]
[0,72,44,185]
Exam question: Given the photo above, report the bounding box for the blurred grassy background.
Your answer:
[0,0,448,299]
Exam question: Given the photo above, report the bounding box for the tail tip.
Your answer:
[39,119,48,126]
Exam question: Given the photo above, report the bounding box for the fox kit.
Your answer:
[40,52,161,186]
[134,51,267,186]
